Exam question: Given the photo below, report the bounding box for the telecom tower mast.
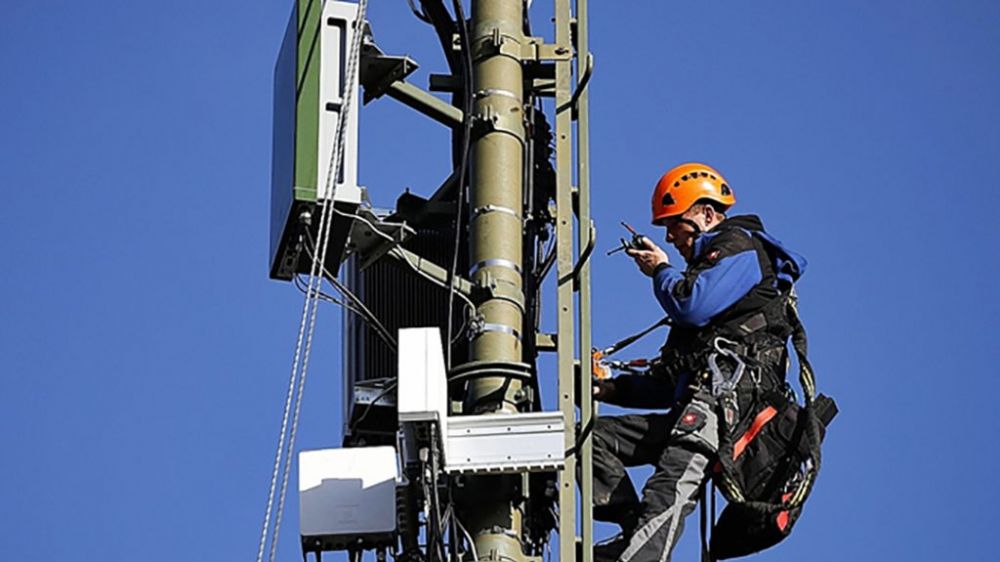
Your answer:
[266,1,595,560]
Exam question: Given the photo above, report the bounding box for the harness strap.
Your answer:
[601,316,671,357]
[731,405,778,460]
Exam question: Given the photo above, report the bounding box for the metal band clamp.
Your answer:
[475,88,522,104]
[470,258,522,277]
[471,205,522,221]
[476,323,522,341]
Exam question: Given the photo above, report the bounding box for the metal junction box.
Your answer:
[299,446,399,552]
[444,412,565,474]
[270,0,362,280]
[396,328,566,475]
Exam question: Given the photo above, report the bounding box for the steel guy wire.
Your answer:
[257,2,370,562]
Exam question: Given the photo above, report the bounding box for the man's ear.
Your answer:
[703,204,717,226]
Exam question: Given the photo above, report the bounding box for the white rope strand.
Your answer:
[264,2,370,561]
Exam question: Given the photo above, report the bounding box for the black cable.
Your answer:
[421,472,438,562]
[446,0,474,370]
[565,414,595,458]
[347,381,397,434]
[419,426,448,562]
[406,0,433,23]
[418,0,463,74]
[293,274,354,310]
[327,274,398,350]
[301,232,398,352]
[429,427,448,562]
[536,237,557,282]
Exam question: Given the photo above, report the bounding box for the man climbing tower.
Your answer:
[590,162,809,561]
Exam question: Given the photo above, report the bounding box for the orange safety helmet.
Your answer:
[651,162,735,225]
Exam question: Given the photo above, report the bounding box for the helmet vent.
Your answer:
[720,184,732,195]
[661,193,676,206]
[673,181,680,188]
[681,174,690,181]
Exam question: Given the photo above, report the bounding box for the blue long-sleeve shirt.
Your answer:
[610,220,773,409]
[652,231,763,328]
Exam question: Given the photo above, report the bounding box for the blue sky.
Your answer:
[2,1,999,560]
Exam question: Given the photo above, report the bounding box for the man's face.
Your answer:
[661,206,709,262]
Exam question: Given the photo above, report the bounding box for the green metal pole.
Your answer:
[575,0,595,560]
[463,1,528,560]
[554,0,578,558]
[467,0,526,406]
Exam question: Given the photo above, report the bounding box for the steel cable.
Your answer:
[256,2,370,562]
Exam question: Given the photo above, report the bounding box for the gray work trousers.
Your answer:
[592,396,720,562]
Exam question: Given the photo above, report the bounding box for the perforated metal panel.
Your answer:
[341,226,469,443]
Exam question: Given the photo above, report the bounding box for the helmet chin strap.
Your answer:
[675,217,703,235]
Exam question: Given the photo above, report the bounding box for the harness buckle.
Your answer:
[709,337,746,398]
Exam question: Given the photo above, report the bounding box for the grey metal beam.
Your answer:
[386,247,474,296]
[385,80,464,128]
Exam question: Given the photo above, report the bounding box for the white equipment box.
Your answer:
[397,328,565,475]
[299,446,399,551]
[445,411,565,474]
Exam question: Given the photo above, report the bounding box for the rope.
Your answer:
[256,2,370,561]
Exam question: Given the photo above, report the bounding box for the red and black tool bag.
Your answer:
[710,392,837,559]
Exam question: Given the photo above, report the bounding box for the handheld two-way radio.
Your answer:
[607,221,648,256]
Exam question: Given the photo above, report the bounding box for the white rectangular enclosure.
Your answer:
[299,446,398,549]
[445,411,565,474]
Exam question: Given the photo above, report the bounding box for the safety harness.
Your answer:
[706,289,838,560]
[598,223,838,560]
